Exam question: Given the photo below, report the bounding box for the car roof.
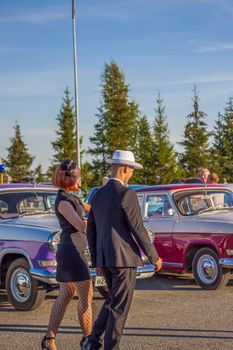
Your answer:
[0,183,57,190]
[135,183,229,193]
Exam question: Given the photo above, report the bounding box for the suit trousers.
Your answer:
[90,267,137,350]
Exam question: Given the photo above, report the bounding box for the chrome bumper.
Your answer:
[30,268,58,284]
[30,264,155,285]
[219,258,233,269]
[136,264,155,278]
[30,268,97,284]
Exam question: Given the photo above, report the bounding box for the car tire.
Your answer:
[192,247,231,290]
[5,258,46,311]
[96,286,109,298]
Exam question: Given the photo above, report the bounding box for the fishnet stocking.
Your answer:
[76,279,93,337]
[45,280,93,349]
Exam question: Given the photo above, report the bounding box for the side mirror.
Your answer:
[167,208,175,216]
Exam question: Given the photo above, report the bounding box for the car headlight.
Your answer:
[147,229,155,244]
[48,231,61,252]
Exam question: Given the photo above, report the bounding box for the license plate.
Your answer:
[94,275,107,287]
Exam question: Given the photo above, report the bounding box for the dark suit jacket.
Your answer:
[87,179,159,268]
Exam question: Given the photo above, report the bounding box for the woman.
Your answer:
[41,159,93,350]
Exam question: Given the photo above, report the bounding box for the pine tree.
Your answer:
[89,61,139,176]
[49,87,76,173]
[80,162,96,191]
[102,61,137,152]
[88,105,109,181]
[2,122,34,182]
[212,97,233,181]
[179,87,210,177]
[33,164,46,183]
[152,93,182,184]
[133,116,154,184]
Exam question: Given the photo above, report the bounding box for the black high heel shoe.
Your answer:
[41,336,56,350]
[80,337,86,347]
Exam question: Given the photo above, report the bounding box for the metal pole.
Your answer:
[72,0,81,169]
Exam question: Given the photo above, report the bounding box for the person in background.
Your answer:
[41,159,93,350]
[99,176,109,187]
[207,173,219,184]
[199,168,210,184]
[3,173,12,183]
[83,150,162,350]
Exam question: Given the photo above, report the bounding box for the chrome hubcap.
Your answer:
[10,268,31,302]
[197,254,218,284]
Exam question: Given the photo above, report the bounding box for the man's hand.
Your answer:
[154,257,163,271]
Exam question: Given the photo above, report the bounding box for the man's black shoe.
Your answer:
[81,338,102,350]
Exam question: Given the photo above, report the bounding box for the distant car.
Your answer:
[135,183,233,290]
[85,184,147,204]
[0,183,154,310]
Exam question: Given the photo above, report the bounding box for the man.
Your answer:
[199,168,210,184]
[83,150,162,350]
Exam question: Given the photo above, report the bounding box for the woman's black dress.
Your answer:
[55,189,90,282]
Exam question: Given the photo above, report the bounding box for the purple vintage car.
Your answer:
[0,183,155,311]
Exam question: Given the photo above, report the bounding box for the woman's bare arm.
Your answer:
[58,201,86,232]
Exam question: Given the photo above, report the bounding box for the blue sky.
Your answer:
[0,0,233,170]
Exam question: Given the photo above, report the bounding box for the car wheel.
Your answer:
[192,247,231,290]
[96,286,109,298]
[5,258,46,311]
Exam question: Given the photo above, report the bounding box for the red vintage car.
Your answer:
[135,183,233,289]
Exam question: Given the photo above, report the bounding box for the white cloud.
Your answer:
[0,44,29,55]
[166,73,233,85]
[0,70,71,97]
[0,6,69,24]
[194,42,233,53]
[201,0,233,14]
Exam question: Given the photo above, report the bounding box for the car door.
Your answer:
[142,192,178,266]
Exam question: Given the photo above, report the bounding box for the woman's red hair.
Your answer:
[52,165,81,192]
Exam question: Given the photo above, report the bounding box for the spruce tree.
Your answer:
[152,93,182,184]
[49,87,76,173]
[33,164,46,183]
[89,61,139,176]
[179,87,210,177]
[2,122,34,182]
[133,116,154,184]
[212,97,233,181]
[80,162,96,191]
[88,105,109,181]
[102,61,138,152]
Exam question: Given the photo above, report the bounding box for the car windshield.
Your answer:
[0,191,57,217]
[173,189,233,216]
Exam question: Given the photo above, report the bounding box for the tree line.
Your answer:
[1,61,233,189]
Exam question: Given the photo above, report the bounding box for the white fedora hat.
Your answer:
[106,150,143,170]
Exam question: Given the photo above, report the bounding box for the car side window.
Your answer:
[146,194,172,217]
[18,195,45,214]
[46,195,56,211]
[0,200,8,214]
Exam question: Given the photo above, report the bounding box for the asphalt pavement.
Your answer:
[1,273,233,350]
